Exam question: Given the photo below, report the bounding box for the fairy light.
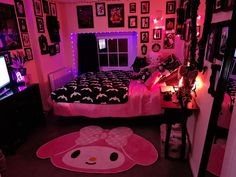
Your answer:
[71,32,77,77]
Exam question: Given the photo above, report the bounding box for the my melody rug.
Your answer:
[36,125,158,173]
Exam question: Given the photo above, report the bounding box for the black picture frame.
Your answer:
[206,25,219,63]
[24,48,33,60]
[140,31,149,43]
[166,1,176,14]
[163,32,175,49]
[218,26,229,56]
[43,0,50,14]
[166,18,175,30]
[128,16,137,28]
[141,44,147,55]
[33,0,43,17]
[36,17,45,33]
[108,4,124,28]
[18,18,28,32]
[153,28,162,40]
[129,3,136,13]
[49,45,56,56]
[55,43,60,53]
[141,17,149,29]
[214,0,222,13]
[21,33,31,47]
[50,2,57,16]
[141,1,150,14]
[0,3,22,52]
[0,51,12,65]
[152,43,161,52]
[14,0,26,17]
[38,34,48,55]
[95,3,105,16]
[77,5,94,28]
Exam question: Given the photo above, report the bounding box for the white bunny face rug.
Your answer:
[36,126,158,173]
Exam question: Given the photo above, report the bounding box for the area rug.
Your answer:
[36,125,158,173]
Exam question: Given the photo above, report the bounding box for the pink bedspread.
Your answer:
[50,80,164,118]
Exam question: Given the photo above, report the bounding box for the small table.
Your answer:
[160,87,199,159]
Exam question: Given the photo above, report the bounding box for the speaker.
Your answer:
[177,8,185,24]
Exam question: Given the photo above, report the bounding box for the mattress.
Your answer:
[50,80,164,118]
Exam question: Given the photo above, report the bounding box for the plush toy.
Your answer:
[36,126,158,173]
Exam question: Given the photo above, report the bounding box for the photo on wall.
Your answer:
[77,5,94,28]
[163,32,175,49]
[0,3,22,52]
[14,0,26,17]
[108,4,124,28]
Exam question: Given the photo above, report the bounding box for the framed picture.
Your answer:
[33,0,43,17]
[206,25,219,62]
[166,18,175,30]
[128,16,137,28]
[49,45,56,56]
[141,44,147,55]
[24,48,33,60]
[14,0,26,17]
[21,33,31,47]
[43,0,50,14]
[36,17,45,33]
[129,3,136,13]
[38,34,48,55]
[77,5,94,28]
[214,0,222,13]
[108,4,124,28]
[140,31,149,43]
[55,43,60,53]
[50,2,57,16]
[95,3,105,16]
[0,3,22,52]
[141,1,150,14]
[0,51,12,65]
[141,17,149,29]
[219,26,229,56]
[164,32,175,49]
[166,1,176,14]
[152,43,161,52]
[153,28,162,40]
[18,18,28,32]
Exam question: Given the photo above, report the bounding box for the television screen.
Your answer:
[0,3,22,52]
[0,55,10,90]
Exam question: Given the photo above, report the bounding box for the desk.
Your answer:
[160,90,199,159]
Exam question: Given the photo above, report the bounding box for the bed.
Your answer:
[49,54,181,118]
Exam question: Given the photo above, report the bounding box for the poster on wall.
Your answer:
[0,3,22,52]
[164,32,175,49]
[77,5,94,28]
[108,4,124,28]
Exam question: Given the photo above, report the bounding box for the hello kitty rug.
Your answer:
[36,125,158,173]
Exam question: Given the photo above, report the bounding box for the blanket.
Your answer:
[51,70,132,104]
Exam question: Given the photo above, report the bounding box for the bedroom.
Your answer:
[0,0,235,177]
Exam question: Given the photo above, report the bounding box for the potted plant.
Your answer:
[10,53,27,76]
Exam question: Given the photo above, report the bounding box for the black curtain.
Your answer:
[77,33,99,75]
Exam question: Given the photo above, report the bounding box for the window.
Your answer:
[96,32,137,71]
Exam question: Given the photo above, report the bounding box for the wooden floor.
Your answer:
[4,111,193,177]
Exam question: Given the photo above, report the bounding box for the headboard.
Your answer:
[48,67,73,91]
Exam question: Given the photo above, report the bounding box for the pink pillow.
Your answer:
[144,70,162,90]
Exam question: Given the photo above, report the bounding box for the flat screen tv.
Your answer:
[0,55,11,95]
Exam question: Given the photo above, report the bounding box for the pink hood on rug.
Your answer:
[36,126,158,173]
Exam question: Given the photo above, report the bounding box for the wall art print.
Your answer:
[95,3,105,16]
[77,5,94,28]
[108,4,124,28]
[164,32,175,49]
[33,0,43,17]
[14,0,26,17]
[0,3,22,52]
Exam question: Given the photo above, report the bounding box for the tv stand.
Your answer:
[0,84,45,154]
